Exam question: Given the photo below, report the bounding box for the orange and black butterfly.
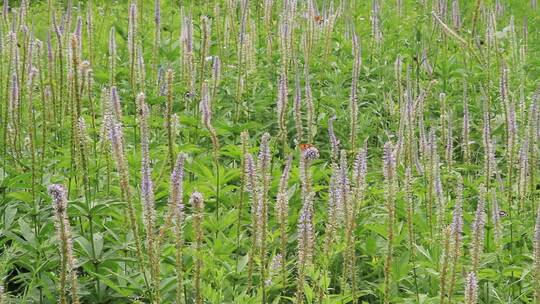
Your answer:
[314,15,324,24]
[299,143,314,151]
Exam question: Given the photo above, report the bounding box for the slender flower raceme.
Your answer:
[266,253,283,287]
[2,0,8,23]
[482,97,493,186]
[349,32,361,149]
[200,82,219,151]
[439,225,452,304]
[109,86,122,122]
[199,15,211,90]
[105,114,148,293]
[501,63,517,161]
[211,56,221,97]
[276,155,293,285]
[256,133,272,299]
[163,68,175,170]
[181,14,195,100]
[76,117,91,200]
[191,192,205,304]
[324,163,342,252]
[170,154,186,303]
[447,174,463,303]
[8,72,19,151]
[296,145,319,303]
[371,0,383,44]
[534,204,540,302]
[344,146,367,297]
[128,2,137,87]
[427,130,439,234]
[86,0,94,63]
[404,166,415,245]
[108,27,117,86]
[404,166,419,301]
[277,72,288,147]
[464,272,479,304]
[304,67,315,142]
[158,153,187,244]
[48,184,80,304]
[138,93,160,301]
[153,0,160,70]
[139,94,155,232]
[293,74,303,144]
[136,44,146,90]
[156,67,165,95]
[491,190,503,252]
[462,84,470,162]
[434,147,445,232]
[245,152,260,289]
[383,142,396,304]
[394,55,403,113]
[338,150,351,223]
[471,184,486,273]
[445,110,453,171]
[452,0,461,30]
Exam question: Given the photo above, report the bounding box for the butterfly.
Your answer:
[299,143,314,151]
[498,210,508,217]
[314,15,324,24]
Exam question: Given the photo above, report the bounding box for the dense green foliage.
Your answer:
[1,0,540,303]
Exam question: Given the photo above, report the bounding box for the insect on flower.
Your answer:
[314,15,324,24]
[299,143,314,151]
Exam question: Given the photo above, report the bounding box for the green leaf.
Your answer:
[4,204,17,230]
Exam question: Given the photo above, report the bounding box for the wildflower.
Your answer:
[109,27,117,85]
[464,272,478,304]
[294,74,303,143]
[212,56,221,89]
[297,139,319,301]
[534,204,540,301]
[471,184,486,273]
[276,155,293,265]
[302,146,319,162]
[128,2,138,75]
[383,142,396,304]
[168,153,187,303]
[439,225,452,303]
[166,68,175,169]
[447,174,464,303]
[277,73,288,139]
[304,68,315,141]
[200,82,219,150]
[109,86,122,121]
[350,32,361,148]
[191,191,204,304]
[325,163,342,249]
[48,184,80,304]
[371,0,383,44]
[265,254,283,286]
[491,190,502,251]
[462,84,470,162]
[452,0,461,30]
[139,93,156,241]
[297,191,315,267]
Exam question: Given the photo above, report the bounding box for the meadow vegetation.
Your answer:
[0,0,540,303]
